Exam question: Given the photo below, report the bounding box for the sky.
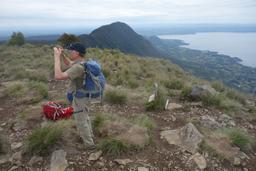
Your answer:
[0,0,256,35]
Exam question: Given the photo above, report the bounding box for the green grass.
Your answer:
[180,86,192,100]
[25,123,63,155]
[132,115,156,131]
[220,128,255,152]
[199,140,225,160]
[227,128,255,152]
[98,138,129,155]
[104,90,127,105]
[163,79,183,90]
[4,82,25,97]
[145,88,166,111]
[28,81,48,99]
[92,114,106,134]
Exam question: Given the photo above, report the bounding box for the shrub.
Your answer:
[25,123,63,155]
[211,81,226,92]
[201,94,221,107]
[8,32,25,46]
[28,81,48,99]
[164,79,183,90]
[225,89,246,105]
[227,128,255,152]
[133,115,156,131]
[104,90,127,105]
[57,33,80,46]
[92,114,105,133]
[98,138,128,155]
[180,86,192,100]
[127,79,139,89]
[4,82,25,97]
[145,89,166,111]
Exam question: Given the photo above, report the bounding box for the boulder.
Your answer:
[190,85,217,100]
[161,123,204,153]
[200,115,220,129]
[165,102,183,111]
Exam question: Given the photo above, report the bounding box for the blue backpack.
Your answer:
[67,59,105,102]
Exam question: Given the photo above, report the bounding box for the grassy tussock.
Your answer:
[145,87,167,111]
[25,120,71,155]
[104,90,127,105]
[92,113,156,155]
[98,138,129,155]
[215,128,256,152]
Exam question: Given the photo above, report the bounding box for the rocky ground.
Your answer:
[0,80,256,171]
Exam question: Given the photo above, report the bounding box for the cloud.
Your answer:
[0,0,255,29]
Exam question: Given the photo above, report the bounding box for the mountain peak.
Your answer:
[79,22,162,57]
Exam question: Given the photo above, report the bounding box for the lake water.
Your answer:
[158,32,256,68]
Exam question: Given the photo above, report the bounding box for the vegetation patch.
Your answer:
[104,90,127,105]
[145,88,166,111]
[98,138,129,155]
[24,121,69,155]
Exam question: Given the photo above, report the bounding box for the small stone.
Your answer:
[166,103,183,110]
[1,122,6,126]
[0,127,3,131]
[171,115,176,122]
[88,150,102,161]
[138,167,149,171]
[233,157,241,166]
[28,156,43,166]
[50,149,68,171]
[11,151,22,164]
[11,142,23,150]
[0,157,9,164]
[189,152,207,170]
[243,168,249,171]
[0,108,4,111]
[114,159,133,165]
[8,166,19,171]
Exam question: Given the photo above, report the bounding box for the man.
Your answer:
[53,42,95,150]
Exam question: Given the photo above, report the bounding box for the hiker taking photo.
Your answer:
[53,42,105,150]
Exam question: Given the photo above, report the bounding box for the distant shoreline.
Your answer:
[158,32,256,68]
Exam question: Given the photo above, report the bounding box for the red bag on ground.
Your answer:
[42,101,74,121]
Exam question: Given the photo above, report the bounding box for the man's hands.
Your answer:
[53,46,63,59]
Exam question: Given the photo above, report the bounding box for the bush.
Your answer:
[211,81,226,92]
[127,79,139,89]
[105,90,127,105]
[133,115,156,131]
[98,138,128,155]
[180,86,192,100]
[57,33,80,46]
[225,128,255,152]
[8,32,25,46]
[25,123,63,155]
[4,82,25,97]
[28,81,48,99]
[225,89,246,105]
[202,94,221,107]
[164,79,183,90]
[145,89,166,111]
[92,114,105,133]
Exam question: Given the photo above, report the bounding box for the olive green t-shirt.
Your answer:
[65,63,85,92]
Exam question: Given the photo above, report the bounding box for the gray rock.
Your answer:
[88,150,102,161]
[0,157,9,164]
[50,149,68,171]
[28,156,43,166]
[114,159,133,165]
[11,142,22,150]
[189,152,207,170]
[8,166,19,171]
[165,102,183,111]
[190,85,217,100]
[233,157,241,166]
[161,123,204,153]
[10,151,22,164]
[138,167,149,171]
[200,115,220,129]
